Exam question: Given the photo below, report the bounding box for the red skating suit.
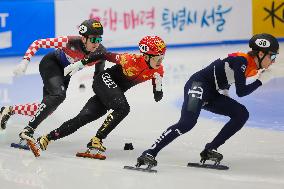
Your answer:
[102,52,164,90]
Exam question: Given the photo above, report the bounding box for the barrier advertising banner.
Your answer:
[252,0,284,37]
[55,0,252,48]
[0,0,55,57]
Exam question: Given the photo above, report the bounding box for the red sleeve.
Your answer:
[104,52,123,64]
[23,36,69,61]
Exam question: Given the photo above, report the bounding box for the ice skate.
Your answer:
[136,153,157,169]
[124,152,157,173]
[19,126,35,142]
[87,136,106,152]
[37,135,50,151]
[187,149,228,170]
[200,149,223,165]
[0,106,13,130]
[11,139,30,150]
[19,126,40,157]
[26,139,40,157]
[76,136,106,160]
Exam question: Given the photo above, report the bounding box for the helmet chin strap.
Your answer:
[145,54,154,69]
[256,52,267,69]
[82,36,90,54]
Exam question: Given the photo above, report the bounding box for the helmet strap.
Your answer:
[82,36,90,54]
[144,54,154,69]
[256,52,267,69]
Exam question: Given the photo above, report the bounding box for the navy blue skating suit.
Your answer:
[146,52,262,157]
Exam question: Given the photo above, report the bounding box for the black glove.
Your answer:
[154,91,163,102]
[83,51,107,65]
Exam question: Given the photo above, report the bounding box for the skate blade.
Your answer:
[26,140,40,157]
[76,152,106,160]
[123,165,157,173]
[187,162,229,170]
[11,143,30,150]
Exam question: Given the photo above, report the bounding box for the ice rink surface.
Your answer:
[0,44,284,189]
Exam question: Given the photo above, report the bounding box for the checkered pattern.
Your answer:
[24,36,69,60]
[12,103,39,116]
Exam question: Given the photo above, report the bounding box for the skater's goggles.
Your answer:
[268,52,278,62]
[89,37,102,44]
[150,54,165,62]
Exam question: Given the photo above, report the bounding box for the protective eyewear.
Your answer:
[269,53,277,62]
[150,55,164,62]
[89,37,102,44]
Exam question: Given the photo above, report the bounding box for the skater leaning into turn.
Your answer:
[136,33,279,168]
[0,19,106,144]
[35,36,166,157]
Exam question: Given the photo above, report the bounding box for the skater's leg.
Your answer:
[47,95,107,141]
[143,81,206,158]
[20,53,70,141]
[7,83,57,118]
[0,103,40,130]
[29,53,69,130]
[38,95,107,151]
[0,84,51,130]
[85,72,130,151]
[144,108,201,157]
[83,94,130,152]
[12,103,40,116]
[202,95,249,150]
[95,95,130,139]
[0,106,14,130]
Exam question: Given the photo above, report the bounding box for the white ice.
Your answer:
[0,44,284,189]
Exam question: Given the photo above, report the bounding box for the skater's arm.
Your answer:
[13,36,69,76]
[85,45,106,76]
[82,52,125,66]
[152,70,164,102]
[232,57,262,97]
[23,36,69,61]
[64,51,108,76]
[84,59,106,76]
[64,52,126,76]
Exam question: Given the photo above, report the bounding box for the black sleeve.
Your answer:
[94,45,106,75]
[153,91,163,102]
[231,56,262,97]
[82,45,107,65]
[94,60,105,75]
[152,79,163,102]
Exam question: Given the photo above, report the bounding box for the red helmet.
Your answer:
[139,36,166,56]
